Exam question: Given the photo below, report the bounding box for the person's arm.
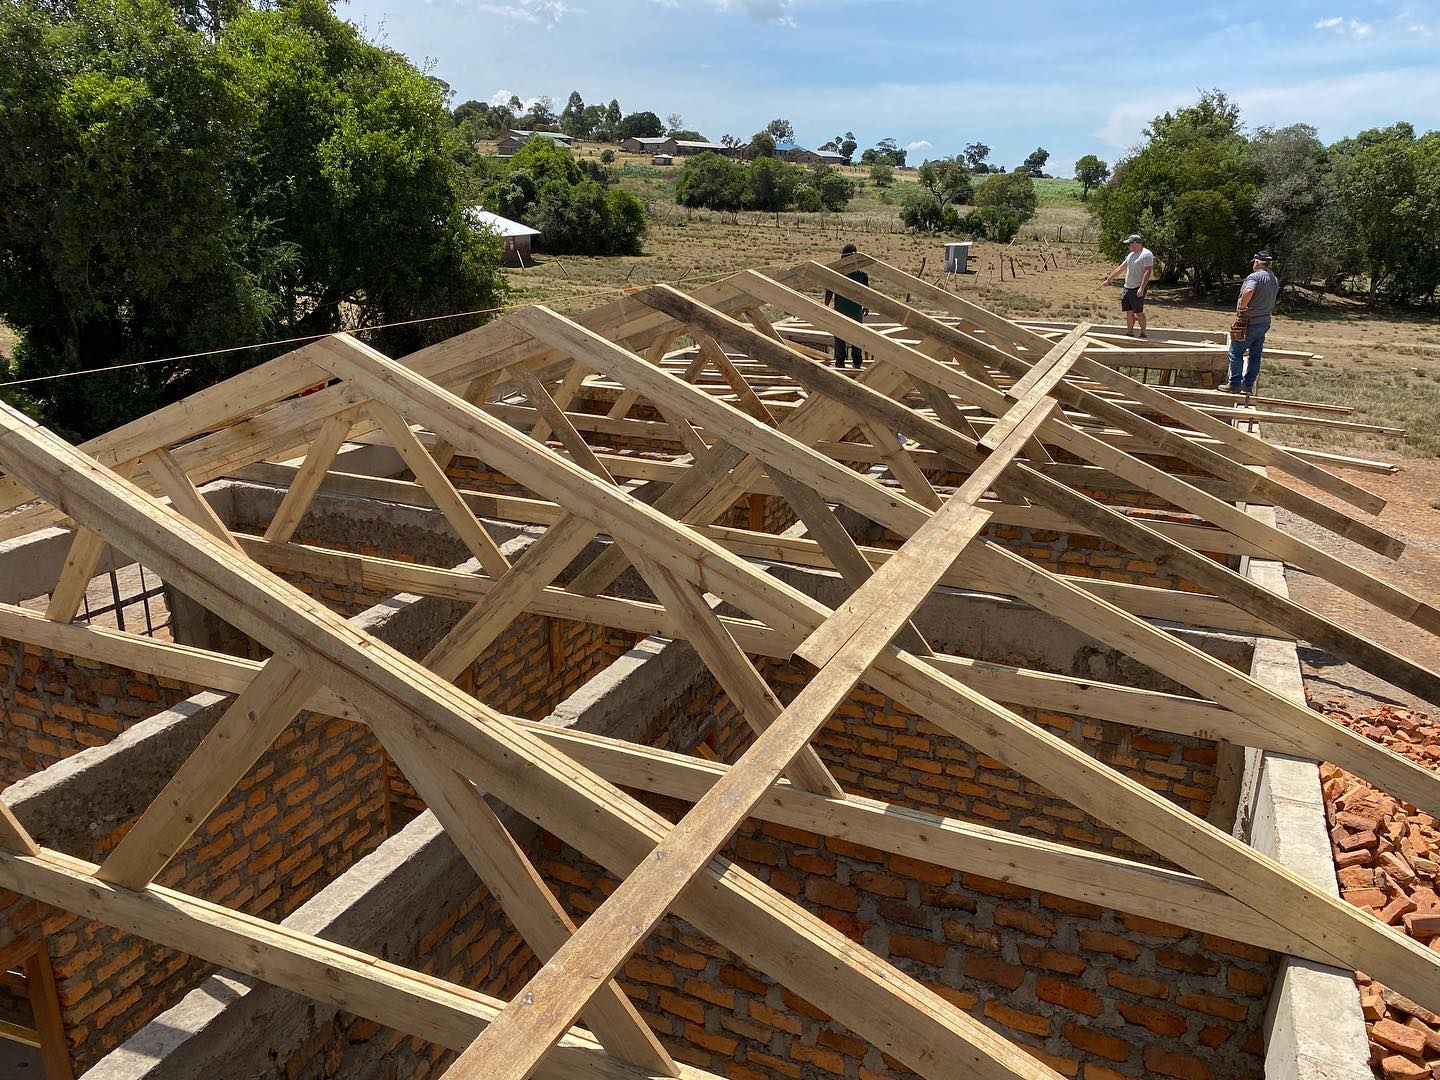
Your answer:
[1137,263,1153,297]
[1236,283,1255,315]
[1100,258,1126,285]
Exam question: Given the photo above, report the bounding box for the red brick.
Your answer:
[993,906,1055,939]
[1062,1021,1132,1063]
[748,999,802,1035]
[1017,944,1086,976]
[890,933,947,967]
[1078,929,1141,961]
[983,1001,1051,1037]
[1105,970,1168,999]
[1175,991,1248,1023]
[1372,1018,1428,1057]
[804,877,860,913]
[1036,977,1102,1017]
[1116,999,1187,1037]
[1155,948,1219,976]
[963,953,1025,991]
[1141,1046,1212,1080]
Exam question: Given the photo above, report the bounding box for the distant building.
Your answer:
[621,135,677,155]
[774,141,845,165]
[497,129,574,157]
[673,140,732,157]
[466,207,541,266]
[652,154,674,166]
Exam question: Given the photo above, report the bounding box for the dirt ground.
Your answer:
[1281,457,1440,716]
[503,204,1440,459]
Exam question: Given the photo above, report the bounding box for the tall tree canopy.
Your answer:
[0,0,505,437]
[1090,90,1259,294]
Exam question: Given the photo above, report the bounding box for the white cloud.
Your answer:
[1315,15,1376,39]
[709,0,797,26]
[906,139,933,155]
[475,0,579,28]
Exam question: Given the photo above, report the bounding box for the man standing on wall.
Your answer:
[1100,234,1154,337]
[823,242,868,368]
[1224,251,1280,395]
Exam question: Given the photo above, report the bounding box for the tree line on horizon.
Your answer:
[1091,91,1440,303]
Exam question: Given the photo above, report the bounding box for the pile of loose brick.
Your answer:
[1318,699,1440,1080]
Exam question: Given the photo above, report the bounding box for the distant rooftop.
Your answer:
[465,207,541,238]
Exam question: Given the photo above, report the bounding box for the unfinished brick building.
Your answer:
[1,251,1437,1080]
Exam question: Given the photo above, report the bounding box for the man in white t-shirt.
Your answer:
[1100,234,1154,337]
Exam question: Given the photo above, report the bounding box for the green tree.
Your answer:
[1089,90,1258,293]
[1251,124,1353,291]
[867,137,906,167]
[975,171,1038,219]
[1074,154,1110,199]
[869,161,895,187]
[482,138,645,255]
[558,89,586,137]
[765,118,794,143]
[1336,126,1440,300]
[744,155,800,211]
[0,0,506,437]
[1020,147,1050,176]
[747,131,776,159]
[674,152,746,211]
[616,110,664,139]
[820,131,857,163]
[963,141,991,172]
[807,164,856,211]
[916,157,973,204]
[900,189,960,233]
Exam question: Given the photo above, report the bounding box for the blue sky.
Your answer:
[346,0,1440,172]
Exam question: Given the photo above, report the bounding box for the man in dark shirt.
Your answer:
[1225,251,1281,394]
[823,242,868,368]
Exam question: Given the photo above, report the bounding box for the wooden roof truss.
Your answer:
[0,250,1436,1080]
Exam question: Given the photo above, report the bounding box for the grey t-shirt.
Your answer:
[1123,248,1154,289]
[1240,268,1280,324]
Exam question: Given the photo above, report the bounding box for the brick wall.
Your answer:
[653,658,1219,865]
[0,638,207,785]
[276,877,540,1080]
[1,700,389,1072]
[530,810,1274,1080]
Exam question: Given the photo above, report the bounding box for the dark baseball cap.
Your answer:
[1253,250,1274,262]
[1125,234,1143,244]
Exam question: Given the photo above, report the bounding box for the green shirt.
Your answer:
[832,269,868,321]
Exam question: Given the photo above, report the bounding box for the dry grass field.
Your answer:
[502,144,1440,464]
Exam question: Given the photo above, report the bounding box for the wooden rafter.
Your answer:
[0,243,1437,1080]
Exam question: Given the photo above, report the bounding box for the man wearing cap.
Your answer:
[1225,252,1280,394]
[1100,235,1154,337]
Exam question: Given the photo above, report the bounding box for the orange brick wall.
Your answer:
[652,658,1220,865]
[274,878,542,1080]
[1,706,388,1072]
[0,638,207,785]
[531,813,1274,1080]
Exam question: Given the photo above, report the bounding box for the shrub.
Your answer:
[900,189,960,233]
[974,171,1039,221]
[600,148,615,164]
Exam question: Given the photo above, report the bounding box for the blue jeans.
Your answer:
[1227,327,1267,390]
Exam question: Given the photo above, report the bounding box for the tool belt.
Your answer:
[1229,314,1249,342]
